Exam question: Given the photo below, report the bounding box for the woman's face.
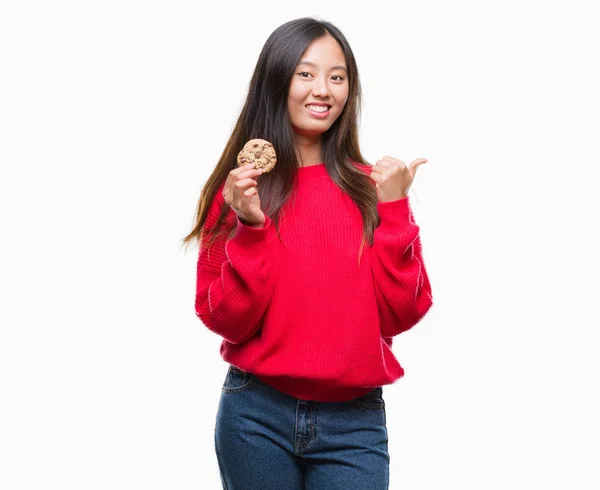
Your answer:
[287,35,349,137]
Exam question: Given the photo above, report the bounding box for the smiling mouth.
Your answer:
[305,104,331,113]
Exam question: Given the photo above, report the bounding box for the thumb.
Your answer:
[409,158,428,178]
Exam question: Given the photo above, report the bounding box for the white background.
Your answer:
[1,0,599,488]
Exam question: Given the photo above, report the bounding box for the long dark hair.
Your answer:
[182,17,379,263]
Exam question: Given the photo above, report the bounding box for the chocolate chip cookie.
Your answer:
[236,139,277,173]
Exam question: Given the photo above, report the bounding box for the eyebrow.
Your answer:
[297,61,348,73]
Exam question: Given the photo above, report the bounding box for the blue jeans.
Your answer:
[214,364,390,489]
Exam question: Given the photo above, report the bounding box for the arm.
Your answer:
[194,188,280,344]
[371,196,433,338]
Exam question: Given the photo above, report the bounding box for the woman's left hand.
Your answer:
[369,156,428,203]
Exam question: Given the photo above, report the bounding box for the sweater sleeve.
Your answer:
[194,187,280,344]
[371,196,433,338]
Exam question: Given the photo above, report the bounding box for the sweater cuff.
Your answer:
[376,196,413,226]
[233,214,275,246]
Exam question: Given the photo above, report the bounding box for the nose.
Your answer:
[311,76,330,98]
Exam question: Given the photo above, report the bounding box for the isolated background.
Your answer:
[1,0,599,488]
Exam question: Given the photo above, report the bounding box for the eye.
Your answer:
[298,72,312,78]
[331,75,346,82]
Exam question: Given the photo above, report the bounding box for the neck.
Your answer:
[293,131,323,167]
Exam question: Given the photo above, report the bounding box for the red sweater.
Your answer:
[195,162,433,402]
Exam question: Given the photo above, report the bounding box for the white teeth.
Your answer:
[306,105,330,113]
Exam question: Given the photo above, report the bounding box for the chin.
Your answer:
[292,124,329,136]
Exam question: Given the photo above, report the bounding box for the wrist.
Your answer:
[238,215,265,228]
[379,194,408,203]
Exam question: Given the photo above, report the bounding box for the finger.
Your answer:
[228,171,262,190]
[377,158,396,168]
[371,160,388,173]
[234,178,258,190]
[231,163,258,177]
[382,156,405,168]
[237,167,264,179]
[234,163,256,172]
[369,171,382,185]
[224,172,259,202]
[244,187,256,197]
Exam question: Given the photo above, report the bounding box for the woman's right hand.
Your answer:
[222,163,266,227]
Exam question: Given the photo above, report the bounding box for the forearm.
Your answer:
[195,215,280,344]
[371,197,433,337]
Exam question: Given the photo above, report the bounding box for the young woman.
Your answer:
[182,16,433,490]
